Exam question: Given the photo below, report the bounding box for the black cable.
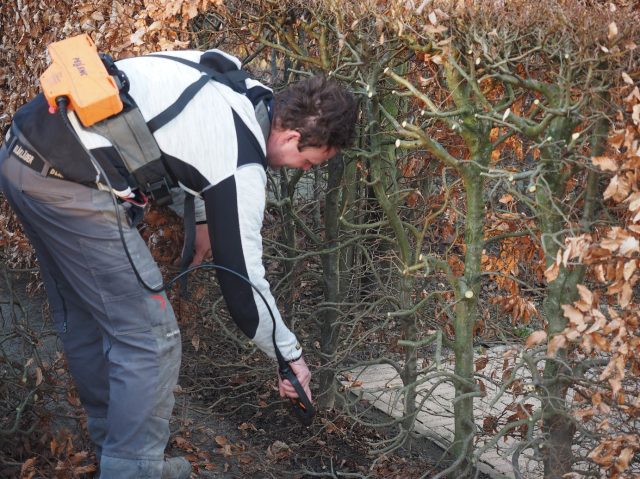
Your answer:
[55,96,314,425]
[55,96,164,294]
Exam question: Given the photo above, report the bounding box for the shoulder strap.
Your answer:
[146,54,250,133]
[147,75,210,133]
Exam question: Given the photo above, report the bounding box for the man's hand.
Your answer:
[191,223,212,266]
[278,356,312,402]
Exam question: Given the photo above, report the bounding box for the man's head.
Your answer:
[266,76,357,170]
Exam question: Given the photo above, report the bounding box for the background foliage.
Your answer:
[1,1,639,478]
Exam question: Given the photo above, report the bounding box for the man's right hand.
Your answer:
[278,355,312,402]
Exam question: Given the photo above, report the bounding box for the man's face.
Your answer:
[266,128,337,171]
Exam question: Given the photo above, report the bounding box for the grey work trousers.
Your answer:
[0,145,181,478]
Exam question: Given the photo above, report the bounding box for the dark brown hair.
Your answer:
[273,76,357,150]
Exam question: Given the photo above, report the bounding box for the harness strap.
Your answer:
[147,75,210,134]
[179,193,196,296]
[146,54,250,134]
[5,127,60,179]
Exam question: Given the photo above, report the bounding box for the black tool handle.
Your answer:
[279,364,315,426]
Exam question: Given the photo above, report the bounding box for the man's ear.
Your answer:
[283,129,301,145]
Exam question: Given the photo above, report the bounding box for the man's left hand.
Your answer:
[191,223,212,266]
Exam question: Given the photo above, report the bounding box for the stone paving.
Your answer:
[342,345,545,478]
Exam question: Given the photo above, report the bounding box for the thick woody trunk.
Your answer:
[317,156,345,409]
[450,163,485,476]
[538,112,608,479]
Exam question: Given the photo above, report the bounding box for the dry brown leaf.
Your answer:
[475,356,489,371]
[619,236,639,256]
[615,447,635,472]
[603,175,631,202]
[544,262,560,282]
[601,237,622,252]
[627,191,640,213]
[622,72,634,85]
[576,284,594,307]
[633,104,640,125]
[592,156,618,172]
[623,260,637,281]
[66,391,81,407]
[574,407,595,421]
[619,282,632,308]
[215,435,228,446]
[525,330,547,349]
[589,442,614,466]
[547,334,566,356]
[267,440,291,460]
[20,457,37,479]
[584,310,607,336]
[477,379,487,396]
[609,377,623,398]
[73,464,98,474]
[562,305,587,331]
[238,422,257,431]
[424,25,448,35]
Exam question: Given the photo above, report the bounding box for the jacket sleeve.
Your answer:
[201,166,302,361]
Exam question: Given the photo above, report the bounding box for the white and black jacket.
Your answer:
[13,50,302,362]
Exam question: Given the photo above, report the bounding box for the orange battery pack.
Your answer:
[39,34,123,127]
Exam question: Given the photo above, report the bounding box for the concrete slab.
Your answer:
[341,346,545,478]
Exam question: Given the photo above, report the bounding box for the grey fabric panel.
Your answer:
[254,99,271,143]
[89,107,162,172]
